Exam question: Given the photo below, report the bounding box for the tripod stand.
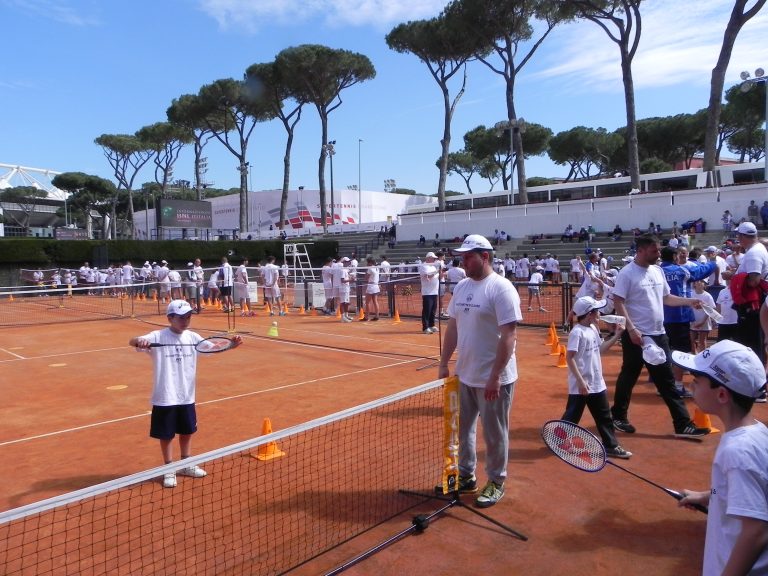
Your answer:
[323,487,527,575]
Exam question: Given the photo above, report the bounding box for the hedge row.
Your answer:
[0,238,338,269]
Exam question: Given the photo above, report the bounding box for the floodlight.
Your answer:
[740,71,750,80]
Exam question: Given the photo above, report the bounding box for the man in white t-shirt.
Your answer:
[731,222,768,364]
[437,234,522,508]
[218,257,234,312]
[610,234,708,438]
[570,255,583,284]
[130,300,241,488]
[420,252,440,334]
[235,257,255,316]
[379,257,391,291]
[321,257,335,314]
[262,255,285,316]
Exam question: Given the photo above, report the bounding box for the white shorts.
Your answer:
[340,285,351,303]
[266,285,281,299]
[366,285,380,295]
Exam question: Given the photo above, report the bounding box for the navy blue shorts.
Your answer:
[150,404,198,439]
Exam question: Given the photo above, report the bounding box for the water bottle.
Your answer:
[599,314,626,328]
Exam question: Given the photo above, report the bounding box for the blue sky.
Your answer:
[1,0,766,196]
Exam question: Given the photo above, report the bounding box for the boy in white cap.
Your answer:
[563,296,631,459]
[129,300,242,488]
[672,341,768,575]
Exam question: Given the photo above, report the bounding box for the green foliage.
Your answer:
[548,126,623,180]
[392,188,417,195]
[639,157,672,174]
[526,176,559,187]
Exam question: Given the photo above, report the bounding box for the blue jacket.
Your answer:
[660,260,717,323]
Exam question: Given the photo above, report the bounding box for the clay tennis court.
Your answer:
[0,301,752,575]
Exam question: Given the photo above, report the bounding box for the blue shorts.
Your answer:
[150,404,198,439]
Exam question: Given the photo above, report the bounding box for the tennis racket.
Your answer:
[146,336,238,354]
[541,420,708,514]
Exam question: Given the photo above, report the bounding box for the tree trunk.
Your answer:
[238,158,247,235]
[620,45,641,191]
[280,129,294,231]
[194,139,203,201]
[437,83,451,211]
[702,0,766,180]
[507,75,527,204]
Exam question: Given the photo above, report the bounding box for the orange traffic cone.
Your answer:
[358,308,365,321]
[693,407,720,434]
[556,345,567,368]
[152,290,158,302]
[253,417,286,461]
[336,307,342,318]
[310,307,319,316]
[298,306,306,315]
[8,294,14,302]
[282,302,289,315]
[392,309,402,324]
[549,335,561,355]
[265,302,272,315]
[545,323,556,345]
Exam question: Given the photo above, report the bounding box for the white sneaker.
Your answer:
[163,472,177,488]
[423,329,433,334]
[178,465,207,478]
[341,316,352,323]
[429,326,439,333]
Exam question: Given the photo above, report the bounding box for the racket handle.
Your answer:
[670,489,708,514]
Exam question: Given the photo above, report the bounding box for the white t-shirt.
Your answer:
[121,264,133,284]
[566,323,606,395]
[379,259,391,282]
[612,261,669,335]
[138,327,203,406]
[445,266,466,293]
[322,265,334,289]
[529,271,543,286]
[365,266,380,294]
[219,263,233,287]
[703,421,768,576]
[737,242,768,279]
[262,263,279,287]
[168,270,181,288]
[448,273,522,388]
[716,287,738,325]
[420,263,439,296]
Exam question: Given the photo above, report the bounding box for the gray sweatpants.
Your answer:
[458,381,515,485]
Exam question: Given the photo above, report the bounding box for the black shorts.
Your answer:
[150,404,198,439]
[220,286,232,296]
[664,322,691,353]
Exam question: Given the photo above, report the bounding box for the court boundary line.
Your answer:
[0,356,422,449]
[0,348,25,360]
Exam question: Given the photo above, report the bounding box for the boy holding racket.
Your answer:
[563,296,632,459]
[671,341,768,575]
[129,300,242,488]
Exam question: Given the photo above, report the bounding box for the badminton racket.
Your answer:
[541,420,707,514]
[145,336,239,354]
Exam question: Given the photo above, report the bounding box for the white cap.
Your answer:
[704,246,718,253]
[641,336,667,366]
[425,251,437,259]
[187,262,194,267]
[453,234,493,252]
[671,340,765,398]
[161,259,168,265]
[737,222,758,236]
[572,296,606,317]
[340,257,350,262]
[144,261,150,266]
[166,300,193,316]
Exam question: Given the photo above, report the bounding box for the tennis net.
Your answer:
[0,380,445,575]
[0,284,163,327]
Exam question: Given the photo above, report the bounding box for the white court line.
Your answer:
[0,346,127,363]
[0,357,420,448]
[0,348,26,360]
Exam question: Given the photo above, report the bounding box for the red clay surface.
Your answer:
[0,304,760,575]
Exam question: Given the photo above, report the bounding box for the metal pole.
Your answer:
[764,80,767,182]
[330,152,335,228]
[358,139,363,224]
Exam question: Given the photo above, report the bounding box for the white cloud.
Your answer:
[3,0,100,26]
[197,0,447,31]
[532,0,768,93]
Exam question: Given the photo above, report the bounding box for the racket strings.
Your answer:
[541,421,606,472]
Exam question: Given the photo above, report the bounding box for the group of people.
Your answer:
[122,226,768,574]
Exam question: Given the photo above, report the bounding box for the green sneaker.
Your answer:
[434,474,478,495]
[475,481,505,508]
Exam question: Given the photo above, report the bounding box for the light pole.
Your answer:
[740,68,767,182]
[323,141,336,228]
[358,138,363,224]
[298,185,304,228]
